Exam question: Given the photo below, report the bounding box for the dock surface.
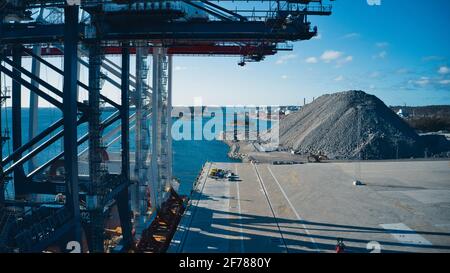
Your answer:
[169,161,450,253]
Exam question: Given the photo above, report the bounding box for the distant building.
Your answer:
[287,105,300,112]
[396,108,409,118]
[278,105,300,116]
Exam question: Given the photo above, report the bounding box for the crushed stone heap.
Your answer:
[277,90,431,159]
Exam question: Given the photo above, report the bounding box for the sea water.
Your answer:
[1,108,248,197]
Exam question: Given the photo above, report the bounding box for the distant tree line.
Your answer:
[390,105,450,132]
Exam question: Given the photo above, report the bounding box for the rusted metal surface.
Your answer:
[135,188,186,253]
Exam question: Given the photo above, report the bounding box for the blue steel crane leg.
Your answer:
[117,46,134,249]
[11,45,27,195]
[28,45,41,172]
[87,42,104,253]
[63,4,82,247]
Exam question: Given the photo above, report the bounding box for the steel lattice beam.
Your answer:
[0,0,333,252]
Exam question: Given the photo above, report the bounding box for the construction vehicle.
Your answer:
[307,152,329,163]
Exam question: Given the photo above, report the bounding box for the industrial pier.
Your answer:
[0,1,333,252]
[170,161,450,253]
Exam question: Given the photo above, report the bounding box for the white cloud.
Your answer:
[281,75,288,80]
[342,33,360,39]
[276,54,297,64]
[407,76,450,88]
[338,55,353,64]
[369,71,380,78]
[373,51,387,59]
[309,51,351,67]
[305,57,318,64]
[422,56,444,62]
[376,42,389,48]
[396,68,409,74]
[413,77,430,86]
[312,33,322,40]
[175,66,187,71]
[438,66,450,75]
[320,50,343,63]
[373,43,388,59]
[334,75,344,81]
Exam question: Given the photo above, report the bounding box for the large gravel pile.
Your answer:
[277,90,432,159]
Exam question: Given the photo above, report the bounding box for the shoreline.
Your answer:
[222,139,450,164]
[223,139,247,161]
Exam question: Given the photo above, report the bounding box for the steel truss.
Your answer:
[0,0,333,252]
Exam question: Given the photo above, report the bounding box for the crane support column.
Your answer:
[63,4,81,246]
[167,54,173,188]
[87,42,105,253]
[28,45,41,172]
[11,45,26,196]
[151,47,161,210]
[151,46,170,208]
[133,45,152,238]
[117,45,133,249]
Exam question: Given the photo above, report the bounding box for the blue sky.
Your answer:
[2,0,449,107]
[172,0,450,106]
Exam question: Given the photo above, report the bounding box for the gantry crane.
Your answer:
[0,0,333,253]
